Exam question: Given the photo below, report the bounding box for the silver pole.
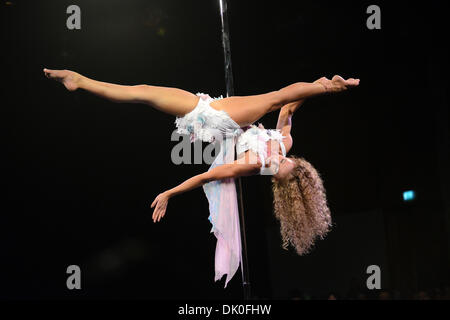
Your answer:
[218,0,251,300]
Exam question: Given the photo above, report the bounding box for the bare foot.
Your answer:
[314,75,360,93]
[43,68,82,91]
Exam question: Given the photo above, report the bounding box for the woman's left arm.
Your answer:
[276,99,305,153]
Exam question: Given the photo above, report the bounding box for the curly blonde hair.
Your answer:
[271,155,332,255]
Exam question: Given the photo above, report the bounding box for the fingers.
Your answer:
[152,201,160,222]
[151,197,157,208]
[157,209,165,222]
[153,208,165,223]
[156,206,162,222]
[151,201,166,223]
[152,205,159,223]
[150,193,168,223]
[157,203,166,222]
[151,195,160,222]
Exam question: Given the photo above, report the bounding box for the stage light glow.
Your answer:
[403,190,416,202]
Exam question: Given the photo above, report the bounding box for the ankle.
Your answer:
[76,74,86,89]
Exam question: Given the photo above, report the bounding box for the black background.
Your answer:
[2,0,449,299]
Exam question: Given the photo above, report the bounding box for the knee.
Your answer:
[134,84,149,91]
[129,84,150,103]
[267,90,285,112]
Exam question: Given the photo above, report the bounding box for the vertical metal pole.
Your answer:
[218,0,251,300]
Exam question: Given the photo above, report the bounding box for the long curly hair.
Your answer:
[271,155,332,255]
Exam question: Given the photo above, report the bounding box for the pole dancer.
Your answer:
[43,68,359,287]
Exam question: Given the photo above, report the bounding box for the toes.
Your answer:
[347,79,360,87]
[44,70,54,78]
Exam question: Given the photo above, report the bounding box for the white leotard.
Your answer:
[236,124,287,175]
[174,93,242,143]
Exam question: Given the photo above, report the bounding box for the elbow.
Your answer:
[251,162,263,175]
[236,162,262,177]
[199,173,212,185]
[131,84,149,103]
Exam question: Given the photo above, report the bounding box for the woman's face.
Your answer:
[272,155,296,180]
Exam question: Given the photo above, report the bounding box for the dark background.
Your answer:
[2,0,449,299]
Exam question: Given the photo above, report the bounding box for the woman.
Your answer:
[44,68,359,286]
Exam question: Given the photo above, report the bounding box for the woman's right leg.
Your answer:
[43,68,200,117]
[210,76,359,127]
[209,82,325,127]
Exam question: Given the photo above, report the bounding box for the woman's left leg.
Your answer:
[44,68,200,117]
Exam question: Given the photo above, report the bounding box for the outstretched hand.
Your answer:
[151,191,171,223]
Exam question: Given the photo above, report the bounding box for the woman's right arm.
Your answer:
[151,156,261,222]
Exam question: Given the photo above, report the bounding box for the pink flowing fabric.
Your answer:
[202,136,242,288]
